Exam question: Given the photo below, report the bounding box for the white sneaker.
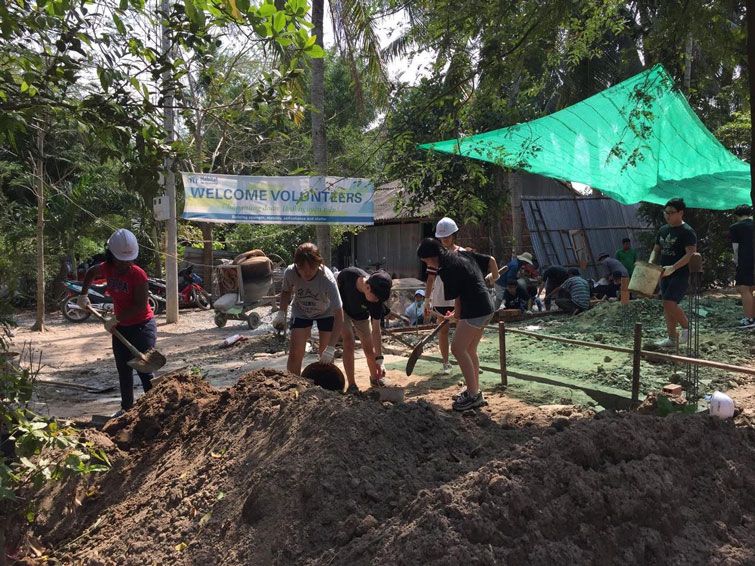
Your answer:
[653,337,674,348]
[442,363,452,375]
[679,328,690,343]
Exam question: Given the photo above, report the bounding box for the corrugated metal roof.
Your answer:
[521,196,653,279]
[373,181,434,223]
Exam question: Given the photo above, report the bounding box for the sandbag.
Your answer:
[233,249,266,264]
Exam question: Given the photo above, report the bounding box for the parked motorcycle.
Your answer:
[147,265,211,310]
[59,280,161,322]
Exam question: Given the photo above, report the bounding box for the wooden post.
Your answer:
[620,276,630,304]
[632,322,642,406]
[499,321,507,386]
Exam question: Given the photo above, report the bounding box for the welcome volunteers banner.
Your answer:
[181,173,374,225]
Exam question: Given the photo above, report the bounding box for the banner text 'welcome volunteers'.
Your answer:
[181,174,374,224]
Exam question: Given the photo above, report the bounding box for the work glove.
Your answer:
[76,294,91,310]
[662,265,676,278]
[272,309,287,331]
[375,355,386,378]
[320,345,336,364]
[103,316,119,333]
[484,273,496,288]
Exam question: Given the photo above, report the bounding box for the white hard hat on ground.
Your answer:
[435,217,459,239]
[108,229,139,261]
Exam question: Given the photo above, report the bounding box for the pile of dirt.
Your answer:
[26,370,755,565]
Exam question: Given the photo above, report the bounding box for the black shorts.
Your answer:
[660,272,689,303]
[735,264,754,287]
[290,316,335,332]
[433,306,454,317]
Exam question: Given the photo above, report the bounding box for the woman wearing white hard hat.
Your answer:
[424,217,497,374]
[77,229,156,416]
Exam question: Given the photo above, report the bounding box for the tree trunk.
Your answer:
[748,0,754,283]
[201,223,213,288]
[152,223,162,278]
[311,0,331,265]
[31,125,46,332]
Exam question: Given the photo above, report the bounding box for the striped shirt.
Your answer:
[560,276,590,309]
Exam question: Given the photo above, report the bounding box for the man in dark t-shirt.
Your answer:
[502,281,529,312]
[650,198,697,348]
[538,265,569,311]
[728,204,754,328]
[336,267,392,391]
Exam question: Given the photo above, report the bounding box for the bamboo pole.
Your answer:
[492,326,755,376]
[499,321,507,386]
[632,323,642,406]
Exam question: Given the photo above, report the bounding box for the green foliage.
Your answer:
[0,304,109,507]
[716,111,751,161]
[384,0,748,234]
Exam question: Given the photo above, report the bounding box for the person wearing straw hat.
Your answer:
[76,229,156,416]
[495,251,534,308]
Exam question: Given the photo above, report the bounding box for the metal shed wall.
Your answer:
[521,196,653,279]
[353,223,424,279]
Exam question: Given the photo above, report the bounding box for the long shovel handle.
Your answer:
[87,306,146,361]
[406,318,450,376]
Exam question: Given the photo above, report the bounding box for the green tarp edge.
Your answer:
[419,65,750,210]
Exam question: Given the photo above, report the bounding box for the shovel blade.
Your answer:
[127,349,167,373]
[405,345,423,376]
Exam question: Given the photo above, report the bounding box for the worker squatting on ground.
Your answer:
[494,251,532,309]
[417,238,495,411]
[594,252,629,299]
[728,204,754,328]
[425,217,498,375]
[538,264,569,311]
[77,229,156,416]
[336,266,393,392]
[273,243,345,375]
[549,268,591,314]
[404,290,425,325]
[650,198,697,348]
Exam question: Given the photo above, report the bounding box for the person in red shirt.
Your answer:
[77,229,156,415]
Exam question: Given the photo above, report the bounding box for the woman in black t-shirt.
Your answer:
[417,238,494,411]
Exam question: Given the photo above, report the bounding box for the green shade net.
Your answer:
[419,65,750,210]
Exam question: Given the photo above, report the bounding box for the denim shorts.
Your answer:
[460,314,493,329]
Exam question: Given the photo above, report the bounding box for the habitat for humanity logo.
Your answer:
[188,175,220,185]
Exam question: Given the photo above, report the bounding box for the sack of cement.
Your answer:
[233,249,267,264]
[213,292,239,313]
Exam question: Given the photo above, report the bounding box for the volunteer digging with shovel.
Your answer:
[77,229,160,417]
[416,238,495,411]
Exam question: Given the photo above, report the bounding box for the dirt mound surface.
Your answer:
[28,370,755,565]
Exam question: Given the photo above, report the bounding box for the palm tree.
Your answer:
[310,0,390,265]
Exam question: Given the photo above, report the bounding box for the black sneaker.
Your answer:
[451,389,468,401]
[346,383,359,394]
[452,391,485,412]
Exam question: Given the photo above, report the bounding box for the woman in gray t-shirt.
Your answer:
[273,243,344,375]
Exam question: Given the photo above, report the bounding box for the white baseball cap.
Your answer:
[107,229,139,261]
[435,217,459,238]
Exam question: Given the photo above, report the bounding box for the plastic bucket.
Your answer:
[628,261,663,296]
[709,391,735,419]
